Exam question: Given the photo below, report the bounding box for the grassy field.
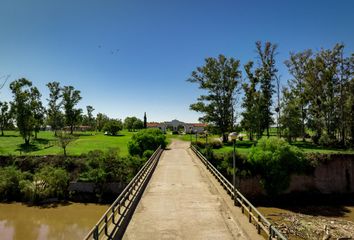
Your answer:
[168,132,354,155]
[0,130,135,156]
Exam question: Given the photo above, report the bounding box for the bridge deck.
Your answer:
[123,140,262,240]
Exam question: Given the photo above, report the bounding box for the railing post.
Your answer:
[104,215,108,236]
[93,226,99,240]
[249,206,252,223]
[112,207,116,224]
[269,225,273,240]
[257,215,261,234]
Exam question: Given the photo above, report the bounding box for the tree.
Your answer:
[10,79,42,145]
[61,86,82,134]
[284,50,312,141]
[46,81,64,136]
[124,116,143,131]
[56,131,77,156]
[144,112,147,128]
[280,88,303,142]
[31,87,45,139]
[124,117,135,131]
[0,101,12,136]
[188,54,242,142]
[255,41,278,137]
[96,113,109,132]
[133,119,143,130]
[103,119,123,136]
[86,105,95,129]
[241,61,262,140]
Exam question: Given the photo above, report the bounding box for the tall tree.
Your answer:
[46,81,63,136]
[188,54,242,142]
[0,101,12,136]
[280,87,303,142]
[143,112,147,128]
[61,86,82,134]
[96,113,109,132]
[255,41,278,137]
[31,87,45,139]
[86,105,95,129]
[9,78,41,145]
[284,50,312,141]
[241,61,261,140]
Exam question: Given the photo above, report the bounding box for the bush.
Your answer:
[215,151,251,180]
[248,137,307,195]
[128,128,166,157]
[0,166,28,201]
[193,141,206,149]
[210,140,223,149]
[34,166,70,201]
[143,150,154,159]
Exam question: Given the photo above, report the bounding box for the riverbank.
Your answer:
[0,202,109,240]
[259,206,354,239]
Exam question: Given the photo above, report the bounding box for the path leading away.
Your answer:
[123,140,256,240]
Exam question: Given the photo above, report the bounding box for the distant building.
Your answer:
[147,119,207,133]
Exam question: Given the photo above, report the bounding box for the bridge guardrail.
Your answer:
[190,145,287,240]
[84,146,163,240]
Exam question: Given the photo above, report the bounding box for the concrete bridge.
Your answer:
[84,140,286,240]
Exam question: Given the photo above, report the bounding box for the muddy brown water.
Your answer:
[0,202,109,240]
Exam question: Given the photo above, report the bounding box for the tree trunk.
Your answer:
[70,125,73,134]
[266,126,270,138]
[351,104,354,146]
[34,131,38,139]
[1,128,3,136]
[222,133,228,143]
[301,106,305,142]
[25,137,30,145]
[63,147,67,156]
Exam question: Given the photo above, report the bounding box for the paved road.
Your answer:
[123,140,253,240]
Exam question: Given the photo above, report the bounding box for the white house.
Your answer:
[147,119,207,133]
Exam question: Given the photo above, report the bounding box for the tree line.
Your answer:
[0,78,147,145]
[189,42,354,147]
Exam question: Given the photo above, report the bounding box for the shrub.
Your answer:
[33,166,70,201]
[128,128,166,156]
[0,166,28,201]
[193,141,206,149]
[143,150,154,159]
[318,133,330,147]
[210,140,223,149]
[248,137,307,195]
[213,151,251,180]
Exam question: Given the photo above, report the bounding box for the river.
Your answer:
[0,202,109,240]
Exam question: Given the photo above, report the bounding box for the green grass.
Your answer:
[0,130,136,156]
[167,131,354,155]
[214,140,354,156]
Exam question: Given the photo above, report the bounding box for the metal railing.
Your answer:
[84,146,163,240]
[190,145,287,240]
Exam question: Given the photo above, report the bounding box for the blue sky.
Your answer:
[0,0,353,122]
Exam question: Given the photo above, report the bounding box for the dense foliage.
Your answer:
[188,54,242,142]
[128,128,166,156]
[124,116,144,132]
[103,119,123,135]
[248,137,308,195]
[282,44,354,146]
